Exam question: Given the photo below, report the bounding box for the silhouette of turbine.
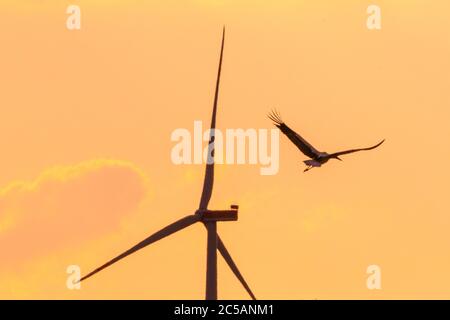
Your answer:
[79,28,256,300]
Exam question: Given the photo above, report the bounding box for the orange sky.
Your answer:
[1,0,450,299]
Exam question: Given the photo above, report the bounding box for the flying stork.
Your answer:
[268,110,385,172]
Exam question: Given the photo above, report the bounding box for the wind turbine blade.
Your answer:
[79,215,201,282]
[217,235,257,300]
[198,27,225,210]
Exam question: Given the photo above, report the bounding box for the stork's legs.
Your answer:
[303,165,312,173]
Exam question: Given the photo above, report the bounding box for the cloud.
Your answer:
[0,159,149,269]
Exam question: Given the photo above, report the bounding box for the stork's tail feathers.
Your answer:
[268,109,283,127]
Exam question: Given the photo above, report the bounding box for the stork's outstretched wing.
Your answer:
[268,110,321,159]
[329,139,385,158]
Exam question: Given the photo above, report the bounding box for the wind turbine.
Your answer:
[79,28,256,300]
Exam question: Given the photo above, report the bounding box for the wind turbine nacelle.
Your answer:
[198,205,238,222]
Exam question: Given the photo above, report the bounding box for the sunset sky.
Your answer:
[1,0,450,299]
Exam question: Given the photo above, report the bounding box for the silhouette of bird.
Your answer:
[268,110,385,172]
